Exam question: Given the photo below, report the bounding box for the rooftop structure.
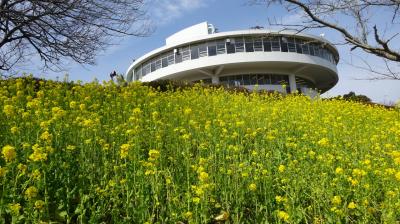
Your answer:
[126,22,339,94]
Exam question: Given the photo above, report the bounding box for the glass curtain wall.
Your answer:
[134,35,337,79]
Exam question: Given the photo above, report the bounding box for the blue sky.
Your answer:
[25,0,400,104]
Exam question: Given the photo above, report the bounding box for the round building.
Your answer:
[126,22,339,94]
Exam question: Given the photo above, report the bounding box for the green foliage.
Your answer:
[0,77,399,223]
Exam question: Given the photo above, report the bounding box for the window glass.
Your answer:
[250,74,258,84]
[271,36,280,51]
[226,39,235,54]
[220,76,228,83]
[217,40,226,54]
[245,37,254,52]
[309,44,315,55]
[143,62,151,76]
[151,59,156,72]
[254,37,263,51]
[161,55,168,68]
[280,37,288,52]
[235,37,244,52]
[181,47,190,61]
[302,42,310,54]
[155,57,162,69]
[175,50,182,63]
[263,37,272,52]
[191,45,199,59]
[257,74,266,85]
[243,74,251,85]
[199,44,207,57]
[287,37,296,52]
[271,75,283,84]
[295,38,303,54]
[208,42,217,56]
[316,45,322,57]
[167,52,174,65]
[134,66,142,80]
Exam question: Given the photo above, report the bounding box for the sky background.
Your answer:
[22,0,400,104]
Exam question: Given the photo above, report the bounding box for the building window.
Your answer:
[161,55,168,68]
[235,37,244,52]
[191,45,199,59]
[134,34,337,79]
[134,66,142,80]
[295,39,303,54]
[287,37,296,52]
[167,52,174,65]
[182,47,190,61]
[243,74,251,85]
[271,36,280,51]
[250,74,258,84]
[199,44,208,57]
[155,57,162,70]
[254,37,263,51]
[280,37,288,52]
[309,43,315,56]
[208,42,217,56]
[217,40,226,54]
[263,37,272,52]
[245,37,254,52]
[175,50,182,63]
[226,39,235,54]
[151,59,156,72]
[302,42,310,55]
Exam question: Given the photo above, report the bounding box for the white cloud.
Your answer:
[147,0,208,25]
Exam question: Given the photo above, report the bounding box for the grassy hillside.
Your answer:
[1,78,399,223]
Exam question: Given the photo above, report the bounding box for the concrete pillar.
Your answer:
[288,74,297,93]
[211,75,219,84]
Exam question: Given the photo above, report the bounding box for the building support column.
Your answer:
[289,74,297,93]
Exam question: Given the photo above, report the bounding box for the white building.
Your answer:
[126,22,339,94]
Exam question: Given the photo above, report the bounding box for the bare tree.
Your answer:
[254,0,400,80]
[0,0,150,74]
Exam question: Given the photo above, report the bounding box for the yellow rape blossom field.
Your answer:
[1,77,400,223]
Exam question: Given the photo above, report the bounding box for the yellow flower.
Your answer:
[120,144,131,159]
[335,167,343,174]
[66,145,76,151]
[2,145,16,162]
[40,131,52,143]
[10,126,19,134]
[317,138,329,146]
[29,145,47,162]
[34,200,45,211]
[9,203,21,216]
[278,164,285,173]
[148,149,160,161]
[277,210,290,222]
[275,195,287,203]
[199,171,209,182]
[0,167,7,177]
[331,195,342,205]
[3,105,14,116]
[25,186,38,200]
[395,171,400,181]
[183,211,193,219]
[17,163,27,174]
[348,201,356,209]
[248,183,257,191]
[183,108,192,115]
[192,197,200,204]
[69,101,77,109]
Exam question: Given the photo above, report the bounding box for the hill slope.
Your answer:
[1,78,399,223]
